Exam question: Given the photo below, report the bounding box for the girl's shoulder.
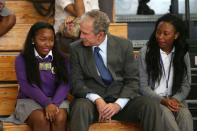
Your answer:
[139,45,148,56]
[16,53,23,61]
[15,53,25,65]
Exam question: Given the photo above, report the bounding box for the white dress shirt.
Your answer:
[154,48,174,97]
[86,35,129,109]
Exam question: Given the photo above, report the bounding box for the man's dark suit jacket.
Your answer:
[70,34,139,100]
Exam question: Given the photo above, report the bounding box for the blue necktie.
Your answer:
[94,47,112,85]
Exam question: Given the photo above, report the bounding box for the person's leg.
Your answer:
[113,96,162,131]
[51,109,67,131]
[160,104,180,131]
[176,106,193,131]
[69,98,97,131]
[26,109,50,131]
[98,0,113,21]
[0,14,16,37]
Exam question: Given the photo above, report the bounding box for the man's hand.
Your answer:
[45,103,59,122]
[101,103,121,121]
[95,98,121,122]
[95,98,107,122]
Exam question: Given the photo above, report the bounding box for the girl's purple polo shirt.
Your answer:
[15,54,69,107]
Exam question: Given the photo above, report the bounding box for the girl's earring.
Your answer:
[32,42,35,45]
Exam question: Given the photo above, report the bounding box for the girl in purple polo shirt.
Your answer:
[15,22,69,131]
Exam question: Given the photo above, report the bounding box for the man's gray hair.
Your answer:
[81,10,110,34]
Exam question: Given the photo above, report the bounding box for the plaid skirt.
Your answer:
[0,99,69,124]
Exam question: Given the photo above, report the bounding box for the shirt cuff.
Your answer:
[86,93,101,103]
[115,98,129,109]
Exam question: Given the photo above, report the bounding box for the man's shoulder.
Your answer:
[108,34,132,47]
[70,39,83,48]
[109,34,129,42]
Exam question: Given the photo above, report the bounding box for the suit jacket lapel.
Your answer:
[84,47,104,85]
[107,35,117,80]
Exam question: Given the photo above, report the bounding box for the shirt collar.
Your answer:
[93,35,108,52]
[34,48,53,61]
[160,47,175,55]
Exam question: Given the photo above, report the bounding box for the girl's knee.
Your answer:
[178,107,192,120]
[29,110,50,126]
[54,109,67,124]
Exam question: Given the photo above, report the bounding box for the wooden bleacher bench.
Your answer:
[2,122,31,131]
[0,52,28,131]
[0,0,140,131]
[0,52,30,131]
[0,0,53,51]
[89,120,140,131]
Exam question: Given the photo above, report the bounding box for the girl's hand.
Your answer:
[45,104,59,122]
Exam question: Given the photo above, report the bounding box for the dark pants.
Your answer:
[69,96,162,131]
[98,0,113,22]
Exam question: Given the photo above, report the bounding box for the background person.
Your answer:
[54,0,99,57]
[54,0,99,33]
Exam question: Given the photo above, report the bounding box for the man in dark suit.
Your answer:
[69,10,162,131]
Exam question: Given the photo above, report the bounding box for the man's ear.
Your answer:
[100,31,105,37]
[97,31,105,39]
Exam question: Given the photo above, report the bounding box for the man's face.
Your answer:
[79,17,100,47]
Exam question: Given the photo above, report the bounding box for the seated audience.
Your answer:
[69,10,162,131]
[139,13,193,131]
[54,0,99,33]
[14,22,69,131]
[0,0,16,37]
[54,0,99,56]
